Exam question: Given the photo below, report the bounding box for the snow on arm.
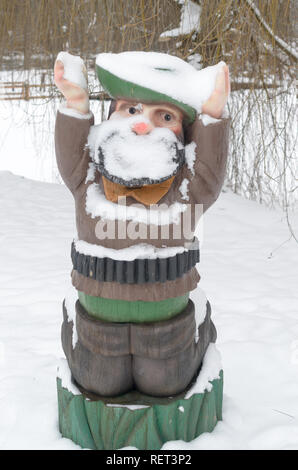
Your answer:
[185,115,230,211]
[200,114,221,126]
[59,101,93,120]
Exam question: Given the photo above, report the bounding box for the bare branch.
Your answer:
[243,0,298,61]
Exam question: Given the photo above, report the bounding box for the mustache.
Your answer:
[88,116,185,188]
[97,142,185,188]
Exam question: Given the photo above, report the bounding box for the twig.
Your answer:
[272,409,295,419]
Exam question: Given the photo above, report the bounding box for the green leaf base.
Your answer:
[57,370,223,450]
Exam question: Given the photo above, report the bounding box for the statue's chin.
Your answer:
[95,144,186,188]
[98,166,178,188]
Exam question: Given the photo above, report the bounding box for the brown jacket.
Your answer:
[55,110,230,301]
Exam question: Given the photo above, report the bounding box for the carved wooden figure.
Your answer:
[54,51,230,449]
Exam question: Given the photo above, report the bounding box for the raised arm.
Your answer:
[54,52,90,115]
[186,64,231,212]
[54,52,94,193]
[201,64,230,119]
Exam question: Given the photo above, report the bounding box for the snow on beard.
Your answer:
[87,114,185,187]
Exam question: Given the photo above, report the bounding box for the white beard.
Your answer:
[87,115,185,187]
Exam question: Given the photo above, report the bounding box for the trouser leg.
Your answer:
[61,300,133,397]
[131,300,216,397]
[61,297,216,398]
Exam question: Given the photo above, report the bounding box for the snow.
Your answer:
[160,0,201,39]
[96,51,226,114]
[85,162,96,184]
[184,142,196,175]
[106,404,149,410]
[59,344,221,406]
[57,358,80,396]
[64,285,78,349]
[56,52,88,90]
[179,178,190,201]
[192,286,207,344]
[187,53,203,70]
[200,113,221,126]
[87,114,183,182]
[227,87,297,207]
[0,97,106,184]
[1,87,294,210]
[0,171,297,449]
[244,0,298,61]
[85,182,187,225]
[185,344,222,397]
[74,239,187,261]
[59,102,93,120]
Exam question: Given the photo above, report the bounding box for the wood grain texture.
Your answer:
[78,291,189,323]
[61,299,216,397]
[57,370,223,450]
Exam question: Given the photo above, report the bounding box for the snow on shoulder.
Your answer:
[96,51,225,114]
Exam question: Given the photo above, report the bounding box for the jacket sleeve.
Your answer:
[185,116,230,212]
[55,109,94,194]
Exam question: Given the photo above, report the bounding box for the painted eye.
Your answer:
[129,106,137,114]
[164,113,172,122]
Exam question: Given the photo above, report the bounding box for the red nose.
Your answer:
[132,122,151,135]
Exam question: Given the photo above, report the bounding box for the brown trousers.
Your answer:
[61,299,216,397]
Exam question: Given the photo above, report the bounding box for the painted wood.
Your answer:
[78,291,189,322]
[57,370,223,450]
[62,299,217,397]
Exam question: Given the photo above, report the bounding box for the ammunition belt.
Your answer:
[71,239,200,285]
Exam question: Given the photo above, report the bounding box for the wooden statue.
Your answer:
[54,51,230,449]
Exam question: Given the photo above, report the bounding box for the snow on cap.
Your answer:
[96,51,225,123]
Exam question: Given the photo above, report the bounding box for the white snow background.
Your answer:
[0,97,298,449]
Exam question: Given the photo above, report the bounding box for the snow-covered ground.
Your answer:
[0,170,297,450]
[0,98,104,183]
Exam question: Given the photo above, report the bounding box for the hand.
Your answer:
[201,65,230,119]
[54,53,89,115]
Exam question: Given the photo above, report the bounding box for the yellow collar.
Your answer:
[102,175,175,206]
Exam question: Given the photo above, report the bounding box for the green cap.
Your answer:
[96,52,197,123]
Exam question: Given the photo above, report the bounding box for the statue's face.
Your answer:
[110,100,183,137]
[88,99,186,187]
